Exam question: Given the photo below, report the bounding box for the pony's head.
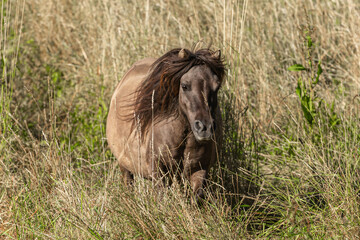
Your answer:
[133,48,225,142]
[177,49,223,141]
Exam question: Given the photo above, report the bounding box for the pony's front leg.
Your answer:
[149,160,166,188]
[189,169,207,202]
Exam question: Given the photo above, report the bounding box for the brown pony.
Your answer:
[106,48,225,199]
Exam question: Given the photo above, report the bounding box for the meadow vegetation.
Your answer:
[1,0,360,238]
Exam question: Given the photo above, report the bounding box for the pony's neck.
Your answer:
[177,107,192,137]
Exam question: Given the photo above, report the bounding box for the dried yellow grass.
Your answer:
[1,0,359,238]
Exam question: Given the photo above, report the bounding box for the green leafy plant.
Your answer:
[288,23,341,131]
[288,26,323,127]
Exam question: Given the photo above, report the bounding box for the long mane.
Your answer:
[131,48,225,135]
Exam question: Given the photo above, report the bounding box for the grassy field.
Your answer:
[1,0,360,238]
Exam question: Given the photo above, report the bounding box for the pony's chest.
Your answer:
[147,118,188,160]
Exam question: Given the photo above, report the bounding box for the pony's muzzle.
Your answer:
[193,120,214,141]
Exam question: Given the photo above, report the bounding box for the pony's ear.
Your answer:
[211,50,221,59]
[178,49,188,59]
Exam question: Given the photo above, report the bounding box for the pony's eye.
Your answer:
[181,83,189,91]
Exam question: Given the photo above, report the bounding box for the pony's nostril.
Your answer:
[194,120,205,132]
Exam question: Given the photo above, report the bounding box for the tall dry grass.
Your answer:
[1,0,360,238]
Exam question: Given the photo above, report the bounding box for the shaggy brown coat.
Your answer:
[106,48,225,199]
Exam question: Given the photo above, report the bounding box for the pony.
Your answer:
[106,48,225,199]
